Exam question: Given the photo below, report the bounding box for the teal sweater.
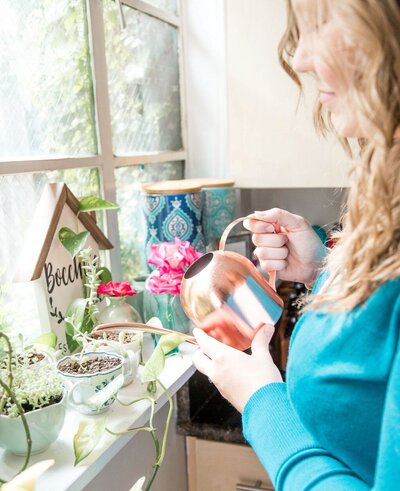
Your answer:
[242,273,400,490]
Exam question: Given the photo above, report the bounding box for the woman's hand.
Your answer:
[244,207,327,285]
[192,326,282,413]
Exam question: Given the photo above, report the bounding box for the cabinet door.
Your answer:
[187,437,274,491]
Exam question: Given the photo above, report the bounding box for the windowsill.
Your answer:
[0,338,196,491]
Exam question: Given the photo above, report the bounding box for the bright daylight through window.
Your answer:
[0,0,185,337]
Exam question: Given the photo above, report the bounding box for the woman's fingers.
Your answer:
[192,349,213,378]
[252,233,288,248]
[259,259,287,272]
[255,246,289,261]
[244,218,275,234]
[253,208,307,231]
[193,327,230,360]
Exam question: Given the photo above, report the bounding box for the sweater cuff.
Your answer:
[242,382,319,483]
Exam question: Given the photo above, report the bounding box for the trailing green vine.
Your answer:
[73,331,186,491]
[0,332,32,483]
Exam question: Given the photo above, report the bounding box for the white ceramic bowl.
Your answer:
[0,393,66,455]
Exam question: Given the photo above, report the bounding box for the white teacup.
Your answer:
[57,351,123,415]
[83,339,139,387]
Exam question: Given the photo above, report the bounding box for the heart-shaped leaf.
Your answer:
[129,477,146,491]
[141,333,185,383]
[2,459,55,491]
[73,417,107,466]
[97,266,112,284]
[79,196,119,213]
[58,227,90,257]
[32,332,57,348]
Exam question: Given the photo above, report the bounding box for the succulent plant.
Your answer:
[1,351,64,418]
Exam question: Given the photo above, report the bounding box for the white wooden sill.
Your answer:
[0,339,196,491]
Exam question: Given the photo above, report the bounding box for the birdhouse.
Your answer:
[14,183,113,354]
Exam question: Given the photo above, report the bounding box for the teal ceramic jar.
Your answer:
[141,180,206,266]
[191,178,236,247]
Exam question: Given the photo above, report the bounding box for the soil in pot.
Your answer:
[17,352,46,365]
[90,331,138,343]
[1,394,64,416]
[58,355,121,375]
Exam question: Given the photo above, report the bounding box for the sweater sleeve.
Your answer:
[242,346,400,491]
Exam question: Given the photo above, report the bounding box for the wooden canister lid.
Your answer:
[142,180,202,194]
[185,178,235,188]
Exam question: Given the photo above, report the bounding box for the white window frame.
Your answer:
[0,0,188,280]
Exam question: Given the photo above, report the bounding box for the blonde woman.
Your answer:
[193,0,400,489]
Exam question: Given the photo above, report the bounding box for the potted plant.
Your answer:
[0,336,66,456]
[85,329,141,387]
[56,351,124,415]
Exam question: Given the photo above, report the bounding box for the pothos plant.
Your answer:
[72,330,187,491]
[58,193,192,491]
[58,195,118,352]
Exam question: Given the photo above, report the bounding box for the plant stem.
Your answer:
[155,378,173,466]
[0,333,13,414]
[0,378,32,479]
[144,463,160,491]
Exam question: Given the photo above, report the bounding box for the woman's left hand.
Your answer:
[192,325,283,413]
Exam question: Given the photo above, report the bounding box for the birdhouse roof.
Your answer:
[14,183,113,282]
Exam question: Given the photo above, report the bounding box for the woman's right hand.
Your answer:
[243,208,327,285]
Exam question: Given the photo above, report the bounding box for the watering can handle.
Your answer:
[219,215,282,291]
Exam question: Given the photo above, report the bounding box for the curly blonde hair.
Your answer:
[279,0,400,311]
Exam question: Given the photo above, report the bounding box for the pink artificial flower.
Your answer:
[148,238,202,273]
[146,269,183,295]
[97,281,137,297]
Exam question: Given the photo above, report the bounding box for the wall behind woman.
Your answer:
[183,0,350,189]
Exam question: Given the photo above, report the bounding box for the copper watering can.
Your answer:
[94,216,284,351]
[180,216,284,350]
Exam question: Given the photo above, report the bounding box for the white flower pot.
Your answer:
[0,394,66,455]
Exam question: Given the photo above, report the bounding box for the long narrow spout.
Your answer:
[92,322,197,345]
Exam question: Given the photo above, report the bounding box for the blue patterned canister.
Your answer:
[141,180,206,265]
[200,179,236,247]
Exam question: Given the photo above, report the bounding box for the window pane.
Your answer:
[0,0,97,160]
[115,162,184,280]
[0,168,101,338]
[104,1,182,154]
[144,0,177,14]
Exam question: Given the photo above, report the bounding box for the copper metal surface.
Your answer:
[180,216,284,351]
[92,322,197,345]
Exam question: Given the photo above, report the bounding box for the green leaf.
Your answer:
[141,333,186,383]
[1,459,55,490]
[32,332,57,348]
[73,417,107,466]
[85,373,124,411]
[64,298,89,352]
[58,227,90,257]
[97,266,112,284]
[129,477,146,491]
[79,196,119,213]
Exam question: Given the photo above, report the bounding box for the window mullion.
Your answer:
[0,156,101,175]
[177,0,188,174]
[87,0,122,279]
[121,0,180,27]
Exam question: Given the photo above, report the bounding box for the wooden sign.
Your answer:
[14,183,113,354]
